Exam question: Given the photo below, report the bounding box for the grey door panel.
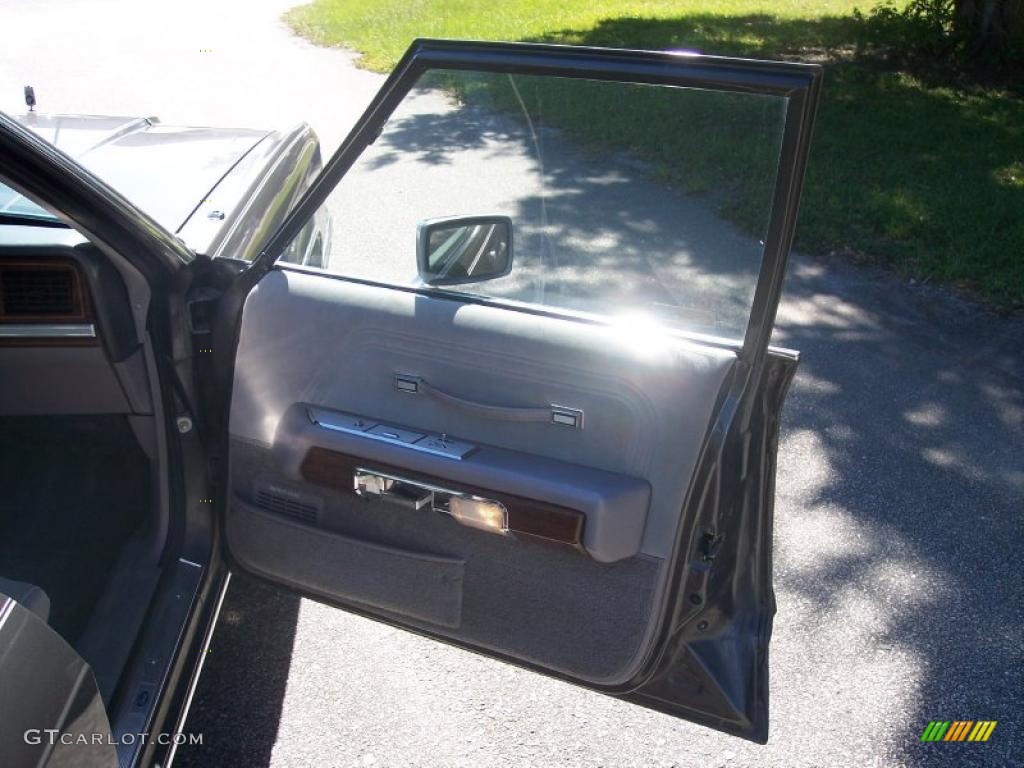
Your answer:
[273,402,652,563]
[228,501,466,628]
[226,269,736,683]
[227,479,660,681]
[229,271,736,556]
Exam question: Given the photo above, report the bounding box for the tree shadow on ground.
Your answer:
[765,252,1024,763]
[524,14,1024,305]
[536,13,863,59]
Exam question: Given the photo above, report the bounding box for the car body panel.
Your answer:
[13,114,268,235]
[7,113,326,261]
[181,123,325,264]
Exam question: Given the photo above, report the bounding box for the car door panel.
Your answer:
[222,40,821,742]
[227,270,736,682]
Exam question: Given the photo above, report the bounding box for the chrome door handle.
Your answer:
[353,468,508,533]
[354,469,434,510]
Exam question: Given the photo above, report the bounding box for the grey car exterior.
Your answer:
[6,113,330,266]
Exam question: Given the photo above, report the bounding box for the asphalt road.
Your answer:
[2,1,1022,766]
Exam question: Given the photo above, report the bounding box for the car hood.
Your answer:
[12,113,269,235]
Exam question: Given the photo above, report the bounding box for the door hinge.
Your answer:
[186,287,222,336]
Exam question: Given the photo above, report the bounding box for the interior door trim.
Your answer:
[396,373,584,428]
[299,446,587,548]
[277,261,746,353]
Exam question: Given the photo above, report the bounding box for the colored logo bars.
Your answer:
[920,721,997,742]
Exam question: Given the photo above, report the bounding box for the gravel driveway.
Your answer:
[2,1,1022,765]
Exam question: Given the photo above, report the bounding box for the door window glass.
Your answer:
[287,70,788,340]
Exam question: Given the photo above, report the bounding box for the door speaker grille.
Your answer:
[254,486,320,524]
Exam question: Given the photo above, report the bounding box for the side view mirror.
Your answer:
[417,215,513,286]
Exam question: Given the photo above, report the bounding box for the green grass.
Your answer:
[287,0,1024,307]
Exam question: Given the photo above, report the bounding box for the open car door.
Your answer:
[220,40,820,742]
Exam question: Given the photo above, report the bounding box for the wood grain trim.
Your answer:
[300,446,585,550]
[0,335,97,348]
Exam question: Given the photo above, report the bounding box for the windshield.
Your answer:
[0,181,64,225]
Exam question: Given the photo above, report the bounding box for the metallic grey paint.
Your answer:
[13,114,266,234]
[5,112,325,262]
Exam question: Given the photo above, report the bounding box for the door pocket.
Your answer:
[228,501,465,628]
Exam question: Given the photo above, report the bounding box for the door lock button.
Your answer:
[416,434,475,459]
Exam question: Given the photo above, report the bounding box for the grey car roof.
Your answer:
[4,112,270,235]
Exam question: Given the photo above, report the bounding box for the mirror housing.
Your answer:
[416,215,513,286]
